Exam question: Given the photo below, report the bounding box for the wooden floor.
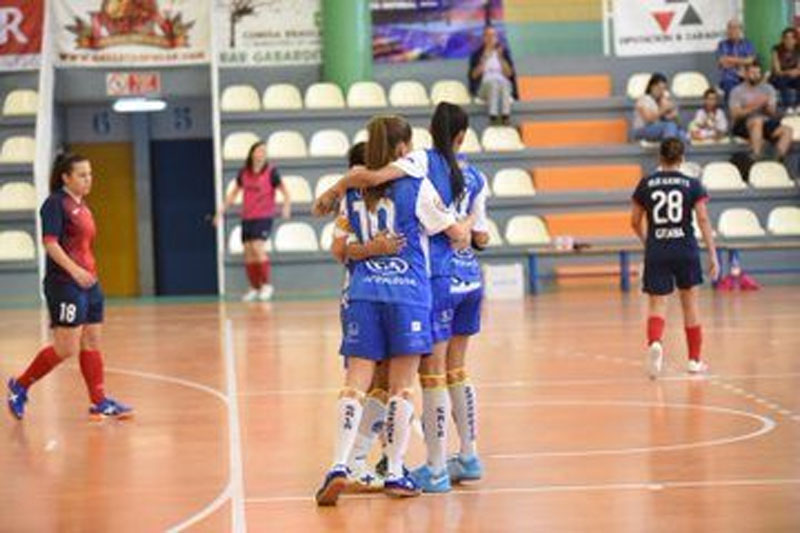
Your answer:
[1,287,799,532]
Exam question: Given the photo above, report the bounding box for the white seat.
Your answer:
[459,128,482,153]
[315,173,343,199]
[352,129,369,144]
[220,85,260,112]
[412,127,433,150]
[225,179,243,205]
[319,221,337,250]
[0,136,36,164]
[767,206,800,236]
[309,129,349,157]
[701,162,746,191]
[717,208,766,238]
[481,126,524,151]
[229,225,272,254]
[505,215,551,245]
[430,80,472,105]
[485,218,503,246]
[781,116,800,141]
[626,73,651,99]
[262,83,303,110]
[2,89,38,116]
[749,161,795,189]
[304,83,345,109]
[276,175,312,204]
[275,222,319,252]
[493,168,535,197]
[267,130,308,158]
[222,132,260,161]
[0,182,36,211]
[0,230,35,261]
[389,80,430,107]
[671,71,710,98]
[347,81,388,108]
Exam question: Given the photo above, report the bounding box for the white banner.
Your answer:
[54,0,209,66]
[215,0,322,67]
[614,0,736,57]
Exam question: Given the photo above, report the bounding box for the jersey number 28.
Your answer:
[651,190,684,224]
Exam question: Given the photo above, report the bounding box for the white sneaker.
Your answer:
[647,341,664,379]
[242,289,259,302]
[348,463,384,493]
[687,359,708,374]
[258,284,274,301]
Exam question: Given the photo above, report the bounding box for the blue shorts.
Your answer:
[340,301,432,361]
[451,283,482,337]
[643,253,703,295]
[44,280,104,328]
[431,277,454,345]
[241,218,274,242]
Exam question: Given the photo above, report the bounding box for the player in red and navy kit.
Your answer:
[215,141,291,301]
[6,153,133,420]
[631,138,719,377]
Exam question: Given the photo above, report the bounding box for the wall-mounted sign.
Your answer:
[106,72,162,96]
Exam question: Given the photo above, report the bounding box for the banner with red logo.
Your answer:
[0,0,43,70]
[54,0,209,66]
[614,0,736,57]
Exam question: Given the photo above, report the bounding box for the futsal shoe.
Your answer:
[89,397,134,420]
[347,464,384,493]
[384,473,422,498]
[6,378,28,420]
[447,454,484,483]
[647,341,664,379]
[374,454,388,477]
[687,360,709,374]
[316,464,350,506]
[242,289,259,302]
[410,464,452,493]
[258,284,274,301]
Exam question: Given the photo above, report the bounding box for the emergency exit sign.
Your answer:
[106,72,161,97]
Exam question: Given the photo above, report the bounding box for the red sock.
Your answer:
[245,263,261,289]
[647,316,665,345]
[260,259,271,285]
[79,349,105,404]
[17,346,62,389]
[685,325,702,362]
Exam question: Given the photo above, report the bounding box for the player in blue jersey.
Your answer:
[631,138,719,377]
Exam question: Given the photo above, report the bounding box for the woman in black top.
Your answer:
[770,27,800,113]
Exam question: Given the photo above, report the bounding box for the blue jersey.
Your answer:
[451,159,489,284]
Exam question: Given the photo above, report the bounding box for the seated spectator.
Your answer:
[770,27,800,114]
[730,62,793,162]
[632,73,687,143]
[689,89,728,142]
[716,19,756,103]
[468,25,519,126]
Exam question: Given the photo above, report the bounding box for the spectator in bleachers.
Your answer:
[689,88,728,142]
[770,27,800,114]
[716,19,756,103]
[730,62,793,162]
[633,73,687,143]
[468,25,519,126]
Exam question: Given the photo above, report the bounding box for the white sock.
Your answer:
[332,396,363,467]
[385,395,414,479]
[347,395,387,469]
[422,386,450,472]
[449,381,477,458]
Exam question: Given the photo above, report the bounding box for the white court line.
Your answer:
[223,319,247,533]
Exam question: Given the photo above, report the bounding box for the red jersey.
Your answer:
[41,189,97,283]
[237,164,282,220]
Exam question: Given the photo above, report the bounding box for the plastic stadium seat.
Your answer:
[352,129,368,144]
[267,131,307,158]
[717,208,766,238]
[309,129,349,157]
[626,73,651,99]
[225,179,243,204]
[389,80,430,107]
[319,221,336,250]
[276,175,312,204]
[2,89,38,116]
[222,132,260,161]
[304,83,345,109]
[493,169,535,197]
[701,162,746,191]
[0,136,35,164]
[412,128,433,150]
[749,161,795,189]
[505,215,551,245]
[347,81,388,108]
[0,182,36,211]
[781,116,800,141]
[481,126,524,151]
[275,222,319,252]
[315,173,343,199]
[459,128,482,153]
[430,80,472,105]
[0,230,35,261]
[485,218,503,246]
[262,83,303,110]
[220,85,260,112]
[671,71,710,98]
[767,206,800,236]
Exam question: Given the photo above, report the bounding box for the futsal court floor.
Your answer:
[1,287,799,532]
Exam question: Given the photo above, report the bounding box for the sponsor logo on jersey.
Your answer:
[411,320,422,332]
[365,257,410,276]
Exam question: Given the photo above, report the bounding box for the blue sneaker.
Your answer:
[447,454,484,483]
[89,397,134,420]
[315,464,349,506]
[409,464,451,493]
[7,378,28,420]
[384,473,421,498]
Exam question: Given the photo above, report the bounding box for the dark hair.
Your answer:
[244,141,266,172]
[659,137,685,166]
[430,102,469,203]
[49,152,89,193]
[364,115,412,209]
[703,88,718,99]
[348,141,366,168]
[782,27,797,41]
[645,73,668,96]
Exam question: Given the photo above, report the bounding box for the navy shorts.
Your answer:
[451,282,483,337]
[643,253,703,295]
[431,277,455,345]
[241,218,274,242]
[340,301,432,361]
[44,280,104,328]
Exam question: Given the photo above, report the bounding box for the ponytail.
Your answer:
[49,152,88,193]
[430,102,468,203]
